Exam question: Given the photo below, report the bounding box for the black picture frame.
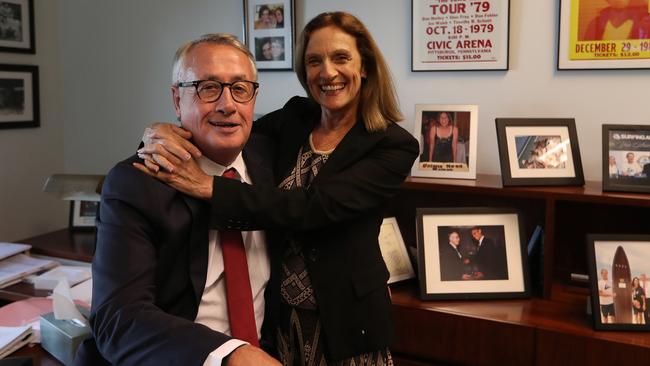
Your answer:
[0,63,39,129]
[602,124,650,194]
[243,0,294,71]
[69,200,99,230]
[416,207,529,300]
[0,0,35,54]
[587,234,650,331]
[496,118,584,187]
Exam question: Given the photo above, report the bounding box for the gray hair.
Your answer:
[171,33,257,84]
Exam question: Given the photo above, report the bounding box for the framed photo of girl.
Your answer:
[0,0,34,54]
[495,118,585,186]
[587,234,650,330]
[416,207,529,300]
[602,124,650,193]
[243,0,294,71]
[558,0,650,70]
[411,104,478,180]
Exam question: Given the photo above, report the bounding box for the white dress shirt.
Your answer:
[193,154,271,366]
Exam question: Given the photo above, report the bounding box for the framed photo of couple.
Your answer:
[243,0,294,71]
[587,234,650,331]
[411,104,478,180]
[416,207,529,300]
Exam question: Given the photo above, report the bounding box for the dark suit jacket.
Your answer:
[74,134,275,366]
[439,243,466,281]
[474,236,508,280]
[206,96,419,361]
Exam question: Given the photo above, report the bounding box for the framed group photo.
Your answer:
[558,0,650,70]
[411,0,510,71]
[495,118,584,186]
[0,64,39,129]
[243,0,294,71]
[602,124,650,193]
[411,104,478,180]
[416,207,529,300]
[378,217,416,284]
[588,234,650,330]
[0,0,34,54]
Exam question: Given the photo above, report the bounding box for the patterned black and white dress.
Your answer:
[275,135,393,366]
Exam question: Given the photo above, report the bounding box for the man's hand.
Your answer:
[226,345,281,366]
[139,123,201,173]
[133,157,213,200]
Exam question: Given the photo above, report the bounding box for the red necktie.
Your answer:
[220,168,259,346]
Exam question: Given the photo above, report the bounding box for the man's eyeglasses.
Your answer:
[176,80,259,103]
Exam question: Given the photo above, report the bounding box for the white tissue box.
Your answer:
[39,307,91,365]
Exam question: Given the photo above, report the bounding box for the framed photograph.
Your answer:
[558,0,650,70]
[0,64,39,129]
[411,0,510,71]
[411,104,478,179]
[69,200,99,229]
[0,0,34,54]
[495,118,585,186]
[379,217,416,284]
[416,207,529,300]
[243,0,294,71]
[602,124,650,193]
[587,234,650,330]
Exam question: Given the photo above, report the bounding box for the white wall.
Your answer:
[2,0,649,240]
[0,0,66,241]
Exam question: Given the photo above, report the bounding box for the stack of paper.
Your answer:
[0,243,31,261]
[0,254,58,289]
[0,325,35,359]
[33,266,91,290]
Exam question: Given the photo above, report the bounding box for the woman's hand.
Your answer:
[133,156,214,200]
[138,123,202,173]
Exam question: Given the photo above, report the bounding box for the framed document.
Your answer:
[243,0,294,71]
[411,0,510,71]
[0,64,39,129]
[416,207,529,300]
[587,234,650,330]
[602,124,650,193]
[411,104,478,179]
[0,0,35,54]
[496,118,585,186]
[558,0,650,70]
[379,218,416,284]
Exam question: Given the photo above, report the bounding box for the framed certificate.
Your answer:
[379,218,416,284]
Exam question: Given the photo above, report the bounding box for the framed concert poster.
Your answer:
[587,234,650,330]
[411,0,510,71]
[495,118,585,187]
[602,124,650,193]
[243,0,294,71]
[0,0,35,54]
[0,64,39,129]
[416,207,529,300]
[411,104,478,179]
[558,0,650,70]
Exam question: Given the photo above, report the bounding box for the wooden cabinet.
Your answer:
[387,175,650,366]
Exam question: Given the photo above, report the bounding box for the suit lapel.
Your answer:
[181,194,210,306]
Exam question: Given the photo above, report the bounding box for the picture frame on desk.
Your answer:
[243,0,294,71]
[587,234,650,331]
[0,0,35,54]
[411,104,478,180]
[69,200,99,230]
[496,118,584,187]
[0,64,39,129]
[602,124,650,194]
[379,217,416,284]
[416,207,529,300]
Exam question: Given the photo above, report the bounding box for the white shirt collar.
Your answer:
[197,153,250,184]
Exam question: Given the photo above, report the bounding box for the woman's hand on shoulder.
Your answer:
[138,123,201,173]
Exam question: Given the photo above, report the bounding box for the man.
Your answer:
[470,226,508,280]
[439,231,471,281]
[599,268,616,324]
[621,152,643,177]
[74,34,280,366]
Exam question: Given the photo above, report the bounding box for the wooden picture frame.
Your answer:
[558,0,650,70]
[243,0,294,71]
[602,124,650,193]
[496,118,585,186]
[0,64,39,129]
[0,0,35,54]
[416,207,529,300]
[411,104,478,180]
[379,217,416,284]
[587,234,650,330]
[411,0,510,71]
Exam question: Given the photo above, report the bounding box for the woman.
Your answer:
[274,7,284,28]
[137,12,418,365]
[427,111,458,163]
[254,5,275,29]
[632,277,646,324]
